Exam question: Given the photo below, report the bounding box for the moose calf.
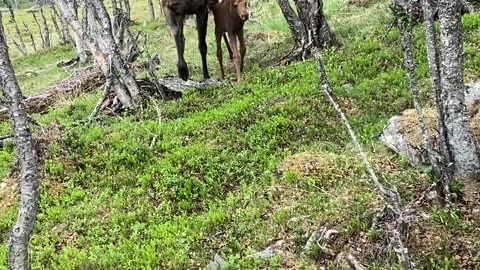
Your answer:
[210,0,249,83]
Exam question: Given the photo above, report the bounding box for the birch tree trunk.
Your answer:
[90,0,141,103]
[49,7,63,44]
[23,22,37,52]
[39,8,51,48]
[277,0,335,64]
[438,0,480,180]
[66,0,88,63]
[55,0,139,108]
[31,11,46,48]
[55,4,73,44]
[294,0,334,49]
[147,0,155,20]
[276,0,306,47]
[0,13,40,270]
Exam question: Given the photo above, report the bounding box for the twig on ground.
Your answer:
[347,253,367,270]
[313,46,416,270]
[88,74,113,122]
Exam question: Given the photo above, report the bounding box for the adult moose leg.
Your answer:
[238,28,246,72]
[196,9,210,80]
[164,7,189,80]
[215,31,225,79]
[227,32,242,83]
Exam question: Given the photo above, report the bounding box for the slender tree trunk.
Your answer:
[85,2,104,51]
[422,0,454,196]
[23,22,37,52]
[438,0,480,179]
[147,0,155,20]
[123,0,131,22]
[398,16,442,178]
[49,7,63,44]
[66,0,88,63]
[55,4,73,44]
[0,13,40,270]
[39,8,51,48]
[31,12,47,49]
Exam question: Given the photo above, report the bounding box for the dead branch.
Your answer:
[88,73,113,122]
[313,46,416,270]
[397,16,442,177]
[347,253,367,270]
[0,65,103,121]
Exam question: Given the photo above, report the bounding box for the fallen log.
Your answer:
[0,66,225,122]
[0,65,104,121]
[99,77,225,115]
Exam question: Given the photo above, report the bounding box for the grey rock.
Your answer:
[206,253,227,270]
[379,82,480,168]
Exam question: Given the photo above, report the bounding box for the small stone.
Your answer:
[206,253,226,270]
[248,248,282,259]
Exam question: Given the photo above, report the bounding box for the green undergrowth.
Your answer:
[1,0,480,269]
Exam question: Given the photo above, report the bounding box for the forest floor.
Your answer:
[1,0,480,269]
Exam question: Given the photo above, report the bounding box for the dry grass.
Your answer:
[279,151,346,179]
[0,177,17,217]
[398,106,480,150]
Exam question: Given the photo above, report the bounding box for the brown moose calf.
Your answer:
[210,0,249,83]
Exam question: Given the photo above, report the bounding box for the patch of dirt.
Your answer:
[244,32,270,45]
[33,122,63,164]
[410,221,480,269]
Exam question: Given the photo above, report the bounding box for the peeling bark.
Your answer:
[0,13,40,270]
[276,0,335,65]
[276,0,305,47]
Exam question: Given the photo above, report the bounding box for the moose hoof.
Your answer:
[178,65,189,81]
